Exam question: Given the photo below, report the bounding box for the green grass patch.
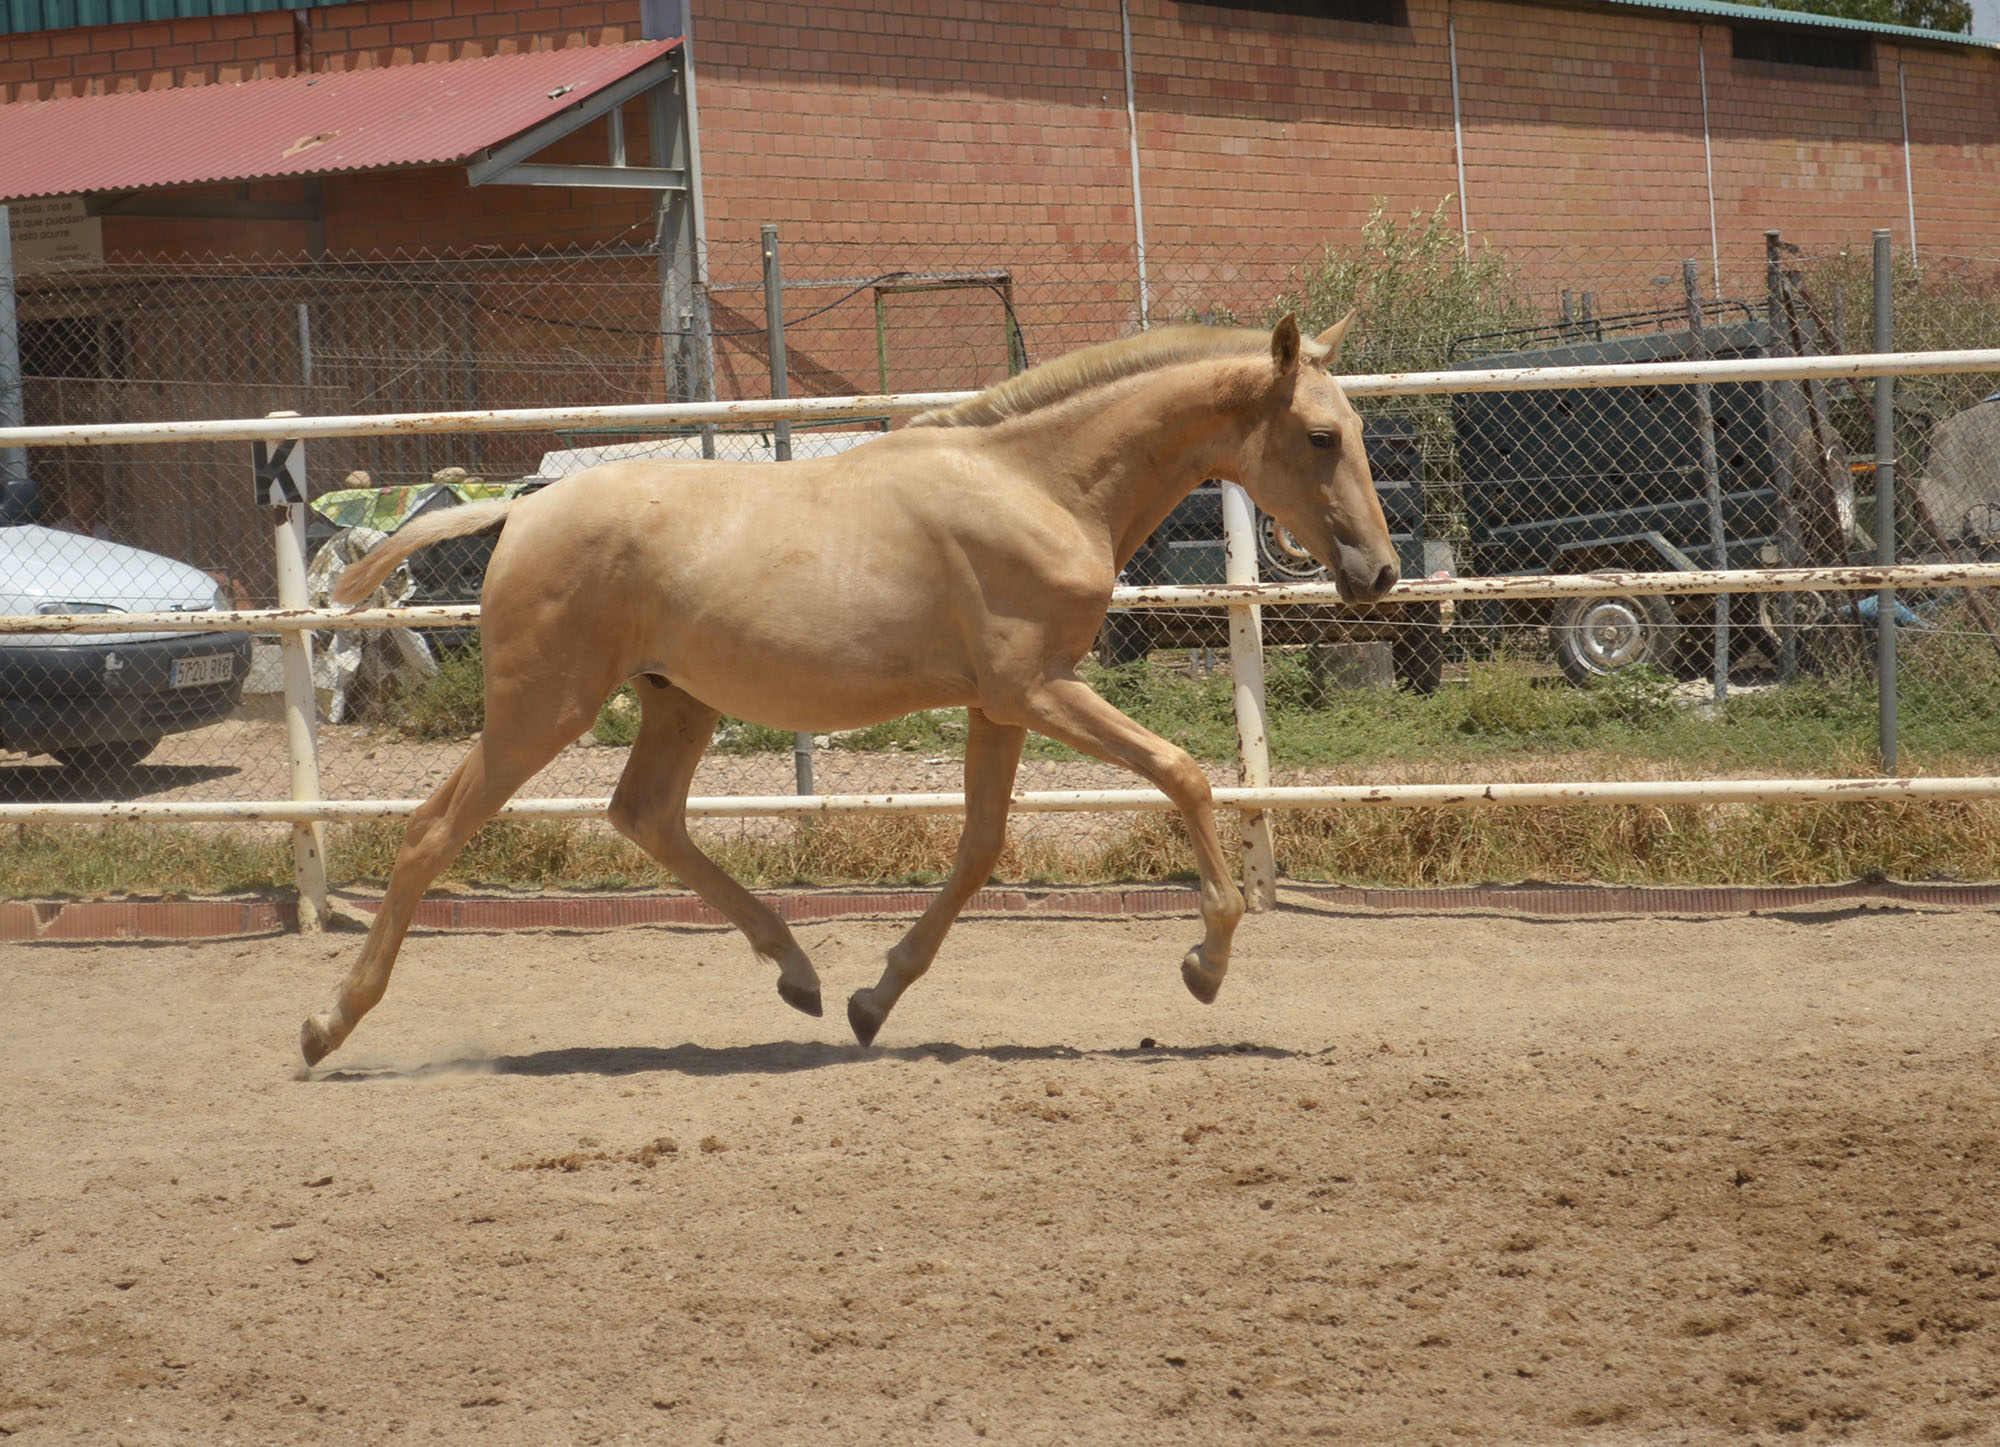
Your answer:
[388,642,488,740]
[1064,645,2000,778]
[379,625,2000,783]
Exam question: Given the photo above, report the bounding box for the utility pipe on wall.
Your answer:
[1898,60,1919,266]
[1119,0,1152,328]
[1697,34,1721,298]
[1448,9,1470,249]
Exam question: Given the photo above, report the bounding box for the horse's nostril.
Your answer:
[1372,564,1398,598]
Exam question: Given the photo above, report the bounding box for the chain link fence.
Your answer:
[5,218,2000,884]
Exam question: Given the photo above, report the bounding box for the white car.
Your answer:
[0,511,248,776]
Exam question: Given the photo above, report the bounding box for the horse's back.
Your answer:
[493,438,1085,600]
[477,447,1045,728]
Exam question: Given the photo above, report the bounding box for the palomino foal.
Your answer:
[300,314,1397,1064]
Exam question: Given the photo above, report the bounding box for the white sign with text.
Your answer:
[6,197,105,274]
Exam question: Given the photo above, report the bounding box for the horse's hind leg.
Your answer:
[607,680,824,1018]
[299,683,592,1066]
[997,672,1243,1005]
[847,708,1025,1046]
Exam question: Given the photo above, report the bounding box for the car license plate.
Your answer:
[170,653,235,688]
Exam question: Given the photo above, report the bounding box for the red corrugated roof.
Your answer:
[0,39,681,203]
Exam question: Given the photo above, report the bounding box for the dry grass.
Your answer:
[7,789,2000,903]
[1271,798,2000,887]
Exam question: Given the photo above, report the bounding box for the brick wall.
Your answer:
[4,0,1999,316]
[8,0,1997,574]
[687,0,2000,322]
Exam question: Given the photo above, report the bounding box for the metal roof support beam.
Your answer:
[484,162,685,190]
[464,50,683,188]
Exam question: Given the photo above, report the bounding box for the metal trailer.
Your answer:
[1447,306,1857,683]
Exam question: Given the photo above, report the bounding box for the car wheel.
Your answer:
[1551,594,1677,685]
[1096,612,1153,666]
[1391,602,1446,694]
[52,737,161,776]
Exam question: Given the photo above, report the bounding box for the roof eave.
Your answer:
[1590,0,2000,52]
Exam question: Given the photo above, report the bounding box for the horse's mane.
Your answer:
[907,325,1274,429]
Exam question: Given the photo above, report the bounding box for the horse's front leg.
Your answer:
[998,673,1244,1005]
[847,708,1026,1045]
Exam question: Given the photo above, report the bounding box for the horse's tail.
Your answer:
[330,499,517,606]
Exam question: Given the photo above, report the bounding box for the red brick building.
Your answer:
[3,1,1996,286]
[1,0,1994,578]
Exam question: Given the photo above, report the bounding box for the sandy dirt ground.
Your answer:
[3,900,1998,1444]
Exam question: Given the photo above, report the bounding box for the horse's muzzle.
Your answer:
[1333,543,1400,604]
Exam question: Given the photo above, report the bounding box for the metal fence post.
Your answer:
[267,409,330,932]
[1220,482,1277,911]
[1685,258,1728,702]
[1874,229,1899,774]
[1766,229,1800,683]
[763,223,814,796]
[0,207,27,495]
[647,15,717,458]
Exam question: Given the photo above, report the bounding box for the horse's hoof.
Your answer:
[299,1015,334,1067]
[846,990,885,1047]
[778,978,824,1018]
[1181,952,1225,1005]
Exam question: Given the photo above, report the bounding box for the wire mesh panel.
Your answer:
[5,222,2000,892]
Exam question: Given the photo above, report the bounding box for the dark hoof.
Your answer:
[846,990,884,1047]
[1181,955,1224,1006]
[299,1017,332,1067]
[778,978,824,1018]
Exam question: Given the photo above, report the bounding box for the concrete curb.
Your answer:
[3,878,1996,942]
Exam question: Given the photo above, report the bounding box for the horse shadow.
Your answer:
[313,1037,1330,1082]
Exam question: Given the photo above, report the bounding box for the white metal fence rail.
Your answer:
[5,348,1999,447]
[6,350,2000,925]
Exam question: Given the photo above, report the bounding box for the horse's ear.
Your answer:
[1271,313,1304,375]
[1312,311,1356,367]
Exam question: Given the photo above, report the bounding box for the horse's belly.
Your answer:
[650,602,977,733]
[668,656,973,733]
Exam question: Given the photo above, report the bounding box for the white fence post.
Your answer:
[262,412,330,933]
[1220,481,1277,911]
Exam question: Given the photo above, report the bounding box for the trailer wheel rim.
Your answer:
[1569,598,1655,673]
[1256,513,1326,582]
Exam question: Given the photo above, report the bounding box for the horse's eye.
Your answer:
[1308,432,1334,450]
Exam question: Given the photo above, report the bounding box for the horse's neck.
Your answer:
[1016,365,1253,565]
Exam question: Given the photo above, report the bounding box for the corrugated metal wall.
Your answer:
[1,0,344,36]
